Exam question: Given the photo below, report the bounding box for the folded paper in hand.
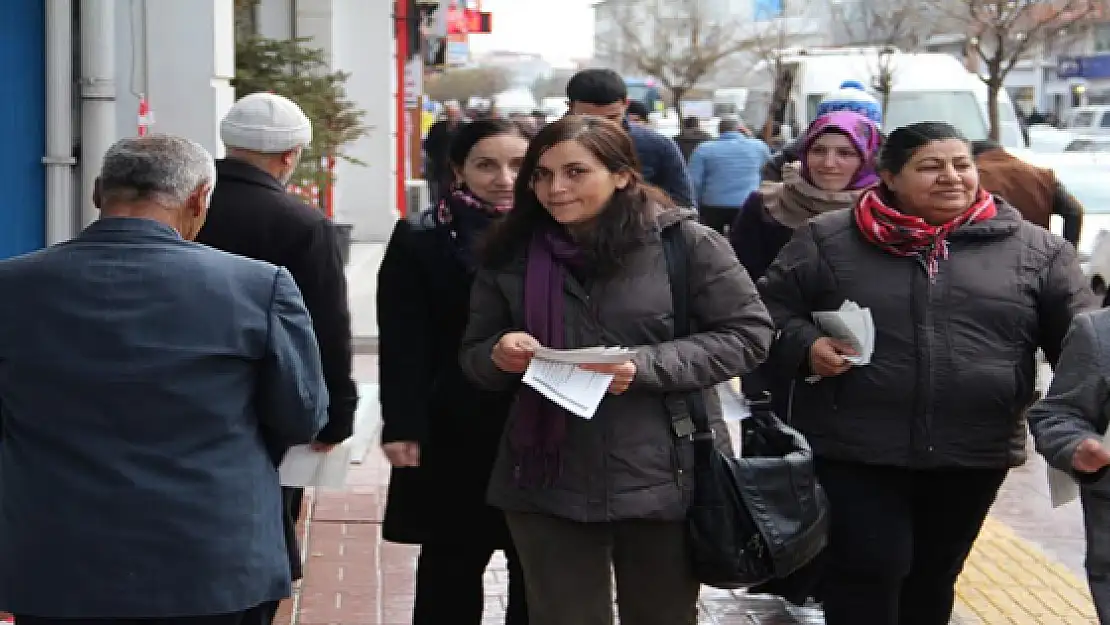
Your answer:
[522,346,636,420]
[812,300,875,366]
[279,442,353,489]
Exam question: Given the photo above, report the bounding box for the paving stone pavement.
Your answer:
[272,356,1093,624]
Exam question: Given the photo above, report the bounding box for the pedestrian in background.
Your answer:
[626,99,651,125]
[565,68,694,206]
[424,100,465,205]
[0,134,328,624]
[759,122,1094,625]
[196,93,359,608]
[673,116,712,162]
[762,80,883,182]
[688,115,770,234]
[379,118,534,625]
[459,115,773,625]
[972,139,1084,247]
[727,110,882,606]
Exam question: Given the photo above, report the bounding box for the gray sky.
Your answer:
[467,0,595,66]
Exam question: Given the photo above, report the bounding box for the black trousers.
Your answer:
[816,458,1007,625]
[412,540,528,625]
[698,205,740,236]
[16,602,279,625]
[280,487,304,583]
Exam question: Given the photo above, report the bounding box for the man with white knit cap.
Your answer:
[197,93,359,622]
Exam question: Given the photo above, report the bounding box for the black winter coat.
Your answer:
[197,159,359,444]
[196,158,359,580]
[378,211,516,546]
[759,201,1096,469]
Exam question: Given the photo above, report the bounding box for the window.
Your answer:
[1070,110,1095,128]
[882,91,990,141]
[1100,112,1110,127]
[1095,23,1110,52]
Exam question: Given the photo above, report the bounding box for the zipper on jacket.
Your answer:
[921,261,937,455]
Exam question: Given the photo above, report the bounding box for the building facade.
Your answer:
[0,0,401,263]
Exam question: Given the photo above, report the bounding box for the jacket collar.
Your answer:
[718,131,743,140]
[78,217,183,242]
[216,157,286,194]
[950,196,1023,240]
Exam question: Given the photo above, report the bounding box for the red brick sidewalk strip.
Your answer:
[276,451,831,625]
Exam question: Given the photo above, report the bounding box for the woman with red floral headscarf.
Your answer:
[758,121,1096,625]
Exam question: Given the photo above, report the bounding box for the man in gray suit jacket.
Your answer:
[0,135,329,624]
[1029,309,1110,624]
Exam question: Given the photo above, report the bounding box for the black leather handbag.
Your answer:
[661,223,829,589]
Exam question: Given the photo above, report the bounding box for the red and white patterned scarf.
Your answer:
[853,187,997,281]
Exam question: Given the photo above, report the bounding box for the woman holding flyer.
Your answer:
[459,115,773,625]
[758,121,1095,625]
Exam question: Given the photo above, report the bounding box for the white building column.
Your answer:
[329,0,398,241]
[114,0,236,159]
[257,0,399,241]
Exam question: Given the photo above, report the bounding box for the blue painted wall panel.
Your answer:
[0,0,46,258]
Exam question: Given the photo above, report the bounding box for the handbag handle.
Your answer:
[661,223,714,440]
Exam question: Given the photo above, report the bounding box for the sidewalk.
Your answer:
[311,360,1100,624]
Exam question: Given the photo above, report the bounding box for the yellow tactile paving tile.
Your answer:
[955,516,1099,624]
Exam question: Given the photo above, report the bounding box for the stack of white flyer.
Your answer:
[522,346,636,419]
[279,441,353,489]
[811,300,875,366]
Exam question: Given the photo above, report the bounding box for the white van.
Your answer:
[742,47,1027,149]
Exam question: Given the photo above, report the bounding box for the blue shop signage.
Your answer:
[1058,54,1110,79]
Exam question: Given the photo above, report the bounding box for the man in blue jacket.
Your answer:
[689,116,771,234]
[565,69,694,206]
[0,134,329,624]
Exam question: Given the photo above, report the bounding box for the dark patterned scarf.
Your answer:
[434,184,512,270]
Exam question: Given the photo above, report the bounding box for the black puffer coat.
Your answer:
[758,200,1096,468]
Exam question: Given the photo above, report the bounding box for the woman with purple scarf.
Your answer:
[729,110,882,283]
[727,111,882,606]
[459,115,774,625]
[378,118,533,625]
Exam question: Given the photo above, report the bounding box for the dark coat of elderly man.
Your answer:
[196,92,359,587]
[0,134,328,625]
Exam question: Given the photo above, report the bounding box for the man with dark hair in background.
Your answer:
[565,68,694,205]
[625,100,651,125]
[673,116,712,162]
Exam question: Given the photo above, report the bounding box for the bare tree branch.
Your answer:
[594,0,755,109]
[928,0,1102,139]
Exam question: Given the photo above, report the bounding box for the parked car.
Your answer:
[1025,152,1110,291]
[1064,135,1110,153]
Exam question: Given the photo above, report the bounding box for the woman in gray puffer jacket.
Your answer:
[759,122,1096,625]
[459,114,773,625]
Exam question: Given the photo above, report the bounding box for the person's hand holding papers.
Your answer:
[809,337,858,378]
[492,331,540,373]
[578,360,637,395]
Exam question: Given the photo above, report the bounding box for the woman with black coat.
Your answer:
[377,119,532,624]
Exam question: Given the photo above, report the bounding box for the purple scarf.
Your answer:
[510,227,586,487]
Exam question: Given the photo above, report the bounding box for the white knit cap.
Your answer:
[221,92,312,153]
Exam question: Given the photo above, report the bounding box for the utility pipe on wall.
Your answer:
[44,0,77,244]
[78,0,117,228]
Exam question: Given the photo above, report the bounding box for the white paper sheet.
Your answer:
[279,442,353,489]
[532,346,636,365]
[522,359,614,419]
[812,300,875,366]
[717,378,751,422]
